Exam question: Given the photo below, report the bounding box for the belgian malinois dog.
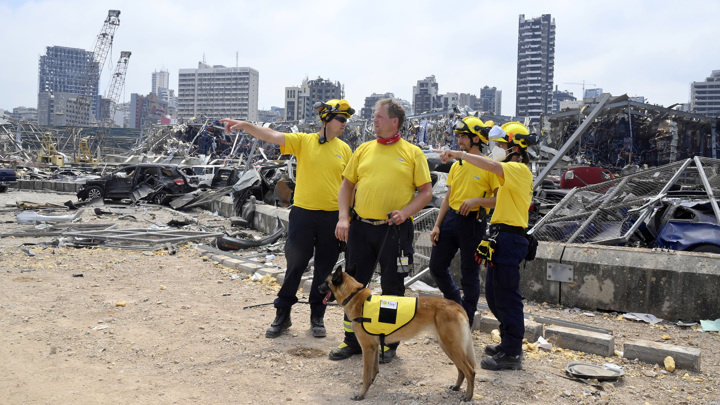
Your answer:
[319,265,476,401]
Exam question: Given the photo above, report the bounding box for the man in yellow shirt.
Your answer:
[437,122,538,371]
[429,117,499,327]
[330,98,432,362]
[221,99,354,339]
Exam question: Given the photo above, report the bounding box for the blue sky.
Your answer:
[1,0,719,116]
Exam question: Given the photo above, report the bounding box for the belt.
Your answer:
[451,209,486,219]
[358,216,387,226]
[489,223,526,235]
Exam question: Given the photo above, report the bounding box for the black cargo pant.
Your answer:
[340,219,413,349]
[274,206,341,319]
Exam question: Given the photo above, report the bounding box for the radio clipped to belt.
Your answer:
[475,235,497,266]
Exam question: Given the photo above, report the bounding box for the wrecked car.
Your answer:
[77,163,196,205]
[0,166,17,192]
[560,166,615,189]
[646,200,720,253]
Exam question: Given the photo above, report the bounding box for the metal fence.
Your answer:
[530,157,720,246]
[412,208,440,271]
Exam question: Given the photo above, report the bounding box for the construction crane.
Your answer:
[79,10,121,124]
[563,80,597,98]
[102,51,132,127]
[76,138,97,164]
[38,133,65,167]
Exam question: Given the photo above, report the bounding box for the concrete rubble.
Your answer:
[1,98,719,375]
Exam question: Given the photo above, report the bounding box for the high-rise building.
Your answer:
[458,93,477,110]
[129,93,172,129]
[412,75,440,114]
[283,86,306,122]
[361,93,395,120]
[283,77,344,122]
[584,88,603,99]
[516,14,555,125]
[691,70,720,117]
[37,46,99,126]
[152,70,170,95]
[10,107,38,123]
[177,62,259,121]
[479,86,502,115]
[552,86,576,113]
[441,92,459,110]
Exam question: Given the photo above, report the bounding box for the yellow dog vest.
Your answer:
[355,295,418,336]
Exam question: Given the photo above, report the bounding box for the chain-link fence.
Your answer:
[411,208,440,276]
[531,157,720,247]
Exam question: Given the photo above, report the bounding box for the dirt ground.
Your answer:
[1,189,719,405]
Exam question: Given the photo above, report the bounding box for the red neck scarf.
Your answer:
[377,132,402,145]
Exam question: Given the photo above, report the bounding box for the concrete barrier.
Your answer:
[521,242,720,321]
[196,200,720,322]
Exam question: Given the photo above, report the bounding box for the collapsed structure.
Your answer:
[540,94,718,171]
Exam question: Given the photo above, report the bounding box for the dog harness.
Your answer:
[353,295,418,336]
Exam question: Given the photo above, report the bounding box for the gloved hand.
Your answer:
[475,238,496,266]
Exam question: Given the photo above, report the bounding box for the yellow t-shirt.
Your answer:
[343,139,431,220]
[446,156,500,213]
[280,132,352,211]
[490,161,533,228]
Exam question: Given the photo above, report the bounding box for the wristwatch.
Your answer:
[461,151,466,160]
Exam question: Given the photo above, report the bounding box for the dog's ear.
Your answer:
[331,266,343,286]
[347,264,357,278]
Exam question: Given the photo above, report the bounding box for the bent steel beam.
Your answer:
[534,93,611,189]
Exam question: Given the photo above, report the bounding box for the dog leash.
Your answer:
[242,300,338,310]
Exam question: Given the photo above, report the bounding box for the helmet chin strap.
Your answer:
[319,115,332,144]
[504,151,520,162]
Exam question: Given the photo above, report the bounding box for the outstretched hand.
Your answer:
[219,118,246,133]
[433,149,458,163]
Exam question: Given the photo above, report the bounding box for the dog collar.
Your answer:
[342,287,364,306]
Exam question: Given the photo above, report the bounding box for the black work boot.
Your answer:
[265,307,291,338]
[310,315,326,338]
[481,351,522,371]
[484,344,501,356]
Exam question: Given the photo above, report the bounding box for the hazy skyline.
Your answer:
[2,0,719,116]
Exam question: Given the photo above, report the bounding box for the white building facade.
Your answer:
[177,62,259,121]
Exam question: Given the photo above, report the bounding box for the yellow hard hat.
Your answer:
[453,116,490,144]
[314,99,355,121]
[492,122,537,149]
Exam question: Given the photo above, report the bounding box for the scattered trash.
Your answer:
[216,217,285,250]
[603,363,623,372]
[115,301,126,307]
[676,320,700,328]
[699,318,720,332]
[566,362,625,381]
[17,209,84,225]
[19,247,35,257]
[72,273,83,277]
[92,324,109,331]
[622,312,663,324]
[535,336,552,351]
[15,201,68,210]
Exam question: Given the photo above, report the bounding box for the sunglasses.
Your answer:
[332,115,347,123]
